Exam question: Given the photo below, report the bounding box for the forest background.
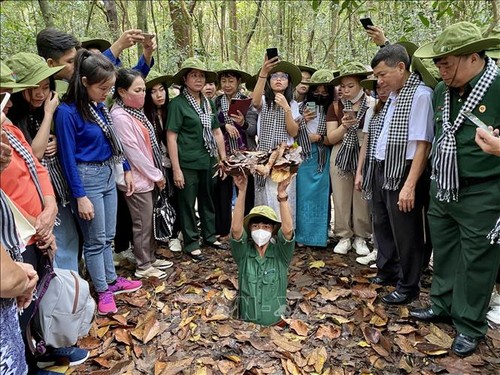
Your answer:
[1,0,499,78]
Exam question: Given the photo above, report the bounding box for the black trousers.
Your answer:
[114,190,133,252]
[372,162,429,295]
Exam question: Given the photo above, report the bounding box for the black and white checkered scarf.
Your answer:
[256,99,290,189]
[115,98,163,172]
[335,94,368,175]
[488,216,500,245]
[432,57,498,202]
[182,87,218,157]
[297,102,328,172]
[361,102,391,199]
[26,116,70,206]
[4,129,44,205]
[0,189,23,261]
[88,103,125,163]
[219,93,242,154]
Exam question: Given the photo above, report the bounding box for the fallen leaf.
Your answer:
[285,318,309,336]
[315,325,341,340]
[415,342,448,356]
[175,293,205,305]
[394,335,420,355]
[358,341,371,348]
[317,286,351,301]
[269,328,302,352]
[157,357,193,375]
[424,323,453,349]
[309,260,326,269]
[298,300,313,315]
[114,328,132,346]
[363,326,381,344]
[78,336,101,350]
[306,346,328,372]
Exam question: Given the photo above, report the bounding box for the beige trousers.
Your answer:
[329,133,372,239]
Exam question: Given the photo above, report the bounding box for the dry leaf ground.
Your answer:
[63,241,499,375]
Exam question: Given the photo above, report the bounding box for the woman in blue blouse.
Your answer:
[55,50,142,315]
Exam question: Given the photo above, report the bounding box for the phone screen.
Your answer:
[266,48,278,60]
[306,101,316,112]
[141,32,154,40]
[0,92,10,113]
[360,17,374,30]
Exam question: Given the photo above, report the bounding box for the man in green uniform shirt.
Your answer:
[410,22,500,357]
[231,173,295,326]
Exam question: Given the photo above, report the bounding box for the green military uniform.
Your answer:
[166,94,219,252]
[231,230,295,326]
[428,70,500,338]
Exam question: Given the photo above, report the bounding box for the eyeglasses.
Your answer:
[270,73,289,80]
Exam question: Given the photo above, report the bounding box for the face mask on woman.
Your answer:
[123,93,145,109]
[251,229,272,246]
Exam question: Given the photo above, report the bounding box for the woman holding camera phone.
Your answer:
[327,62,374,256]
[295,69,336,247]
[252,53,302,224]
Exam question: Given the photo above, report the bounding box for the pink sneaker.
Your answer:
[108,276,142,295]
[98,290,117,315]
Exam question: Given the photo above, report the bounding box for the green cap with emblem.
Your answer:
[0,61,37,90]
[145,70,172,89]
[330,61,372,86]
[301,69,337,85]
[6,52,64,88]
[414,21,500,59]
[171,57,217,85]
[217,60,252,83]
[268,61,302,87]
[243,205,281,234]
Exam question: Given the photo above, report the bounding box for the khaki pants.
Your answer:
[125,190,157,270]
[329,136,371,239]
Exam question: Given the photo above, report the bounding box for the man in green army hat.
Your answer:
[410,21,500,357]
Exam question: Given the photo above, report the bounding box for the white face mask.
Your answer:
[251,229,272,247]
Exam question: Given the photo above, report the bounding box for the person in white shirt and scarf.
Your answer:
[251,56,302,225]
[409,22,500,357]
[326,62,374,257]
[295,69,336,248]
[166,58,227,262]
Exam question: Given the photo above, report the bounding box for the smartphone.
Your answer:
[463,111,491,132]
[344,109,356,120]
[266,47,278,60]
[141,32,155,40]
[360,17,374,30]
[306,101,316,113]
[0,92,10,113]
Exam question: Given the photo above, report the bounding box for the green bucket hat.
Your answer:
[6,53,64,88]
[269,61,302,87]
[297,65,317,75]
[245,74,258,92]
[80,37,111,52]
[483,26,500,60]
[360,78,378,91]
[412,56,440,89]
[301,69,336,85]
[414,21,500,59]
[145,70,172,89]
[243,205,281,234]
[0,61,37,90]
[330,61,372,86]
[217,60,252,83]
[171,57,217,86]
[396,41,418,59]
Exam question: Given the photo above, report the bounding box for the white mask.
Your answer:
[251,229,272,246]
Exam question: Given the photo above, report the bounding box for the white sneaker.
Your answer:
[168,238,182,252]
[134,266,167,279]
[489,290,500,307]
[151,259,173,270]
[353,237,370,256]
[487,306,500,325]
[333,238,351,254]
[113,248,136,265]
[356,250,378,265]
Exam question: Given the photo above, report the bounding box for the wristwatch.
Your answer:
[277,194,288,202]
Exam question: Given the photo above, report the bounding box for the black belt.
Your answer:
[459,175,500,187]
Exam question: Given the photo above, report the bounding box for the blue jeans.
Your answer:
[53,202,80,272]
[72,164,117,292]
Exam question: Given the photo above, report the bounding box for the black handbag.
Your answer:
[153,187,176,242]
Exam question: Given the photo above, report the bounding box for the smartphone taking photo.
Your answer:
[360,17,374,30]
[266,47,278,60]
[344,109,356,120]
[141,32,154,40]
[306,101,317,113]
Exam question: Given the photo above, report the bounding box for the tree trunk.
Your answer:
[150,0,161,69]
[238,0,263,65]
[38,0,54,28]
[103,0,120,39]
[220,2,227,61]
[136,0,148,59]
[168,0,193,61]
[229,0,238,62]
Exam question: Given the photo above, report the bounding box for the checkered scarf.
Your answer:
[361,101,391,199]
[488,216,500,245]
[0,189,23,261]
[27,116,70,206]
[88,103,125,163]
[4,129,44,205]
[115,98,163,171]
[220,93,242,154]
[382,72,422,190]
[432,57,498,202]
[182,87,218,157]
[335,94,368,175]
[256,99,290,189]
[297,102,328,172]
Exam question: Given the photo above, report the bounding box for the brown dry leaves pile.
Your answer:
[65,246,499,375]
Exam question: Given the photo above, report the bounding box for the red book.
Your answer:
[228,97,252,117]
